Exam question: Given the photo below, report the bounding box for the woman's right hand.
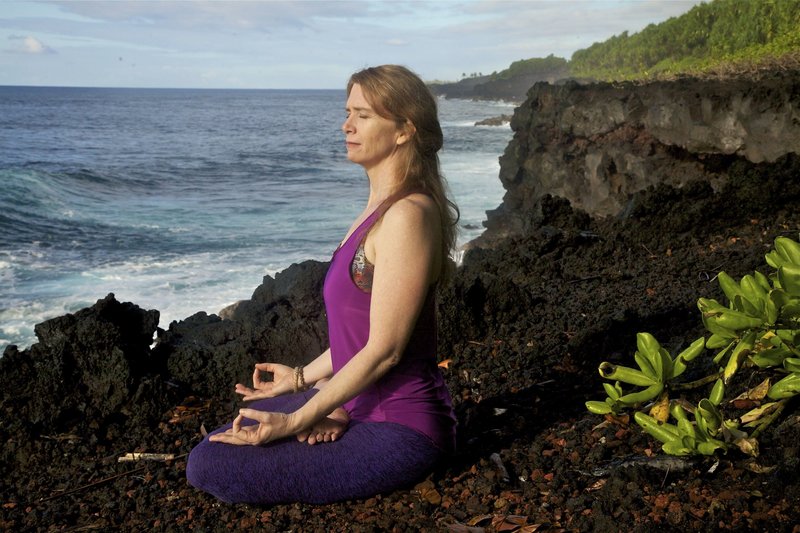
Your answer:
[234,362,295,401]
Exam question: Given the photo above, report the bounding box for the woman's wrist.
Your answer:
[292,366,307,393]
[283,410,301,436]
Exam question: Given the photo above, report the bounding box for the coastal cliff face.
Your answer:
[481,72,800,243]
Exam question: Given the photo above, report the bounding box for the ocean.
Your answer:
[0,86,513,352]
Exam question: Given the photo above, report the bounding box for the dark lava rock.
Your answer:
[154,260,329,399]
[0,293,170,434]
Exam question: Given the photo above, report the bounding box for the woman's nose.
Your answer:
[342,117,353,133]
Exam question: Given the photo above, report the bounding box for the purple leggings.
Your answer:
[186,389,442,505]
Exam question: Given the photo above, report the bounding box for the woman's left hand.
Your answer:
[208,408,292,446]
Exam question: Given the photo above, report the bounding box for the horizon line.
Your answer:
[0,84,346,91]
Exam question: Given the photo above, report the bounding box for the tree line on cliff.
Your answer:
[571,0,800,80]
[429,0,800,101]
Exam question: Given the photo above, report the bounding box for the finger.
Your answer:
[209,433,248,445]
[231,417,263,445]
[232,413,245,433]
[209,432,228,442]
[208,429,232,441]
[236,385,263,396]
[234,424,260,444]
[238,408,268,422]
[254,363,275,388]
[214,434,250,446]
[241,391,268,401]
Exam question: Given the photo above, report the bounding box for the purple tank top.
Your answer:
[323,198,457,451]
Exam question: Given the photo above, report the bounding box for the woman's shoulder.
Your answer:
[381,192,438,229]
[387,192,437,218]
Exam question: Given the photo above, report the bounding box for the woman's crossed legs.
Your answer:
[186,390,441,505]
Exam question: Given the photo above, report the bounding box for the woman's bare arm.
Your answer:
[285,194,440,433]
[211,194,441,445]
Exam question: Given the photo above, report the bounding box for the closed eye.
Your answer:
[346,106,372,119]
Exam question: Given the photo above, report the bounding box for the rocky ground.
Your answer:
[2,154,800,530]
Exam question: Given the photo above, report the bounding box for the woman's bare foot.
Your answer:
[297,407,350,445]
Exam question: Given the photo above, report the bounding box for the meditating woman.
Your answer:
[186,64,459,504]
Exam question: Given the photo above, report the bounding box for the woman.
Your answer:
[186,65,459,505]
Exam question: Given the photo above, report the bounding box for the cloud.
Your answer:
[427,0,704,62]
[385,38,408,46]
[7,35,56,54]
[48,0,365,33]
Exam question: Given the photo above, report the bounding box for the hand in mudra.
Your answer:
[234,362,294,401]
[209,408,291,446]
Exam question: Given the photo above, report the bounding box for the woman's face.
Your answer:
[342,83,407,171]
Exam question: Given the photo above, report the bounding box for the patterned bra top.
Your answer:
[350,239,374,292]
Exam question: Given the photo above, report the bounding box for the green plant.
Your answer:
[586,236,800,456]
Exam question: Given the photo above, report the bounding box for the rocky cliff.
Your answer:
[479,71,800,244]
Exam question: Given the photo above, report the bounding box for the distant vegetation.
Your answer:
[487,55,568,82]
[435,0,800,100]
[428,55,569,100]
[570,0,800,80]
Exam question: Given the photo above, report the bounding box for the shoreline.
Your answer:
[0,213,500,355]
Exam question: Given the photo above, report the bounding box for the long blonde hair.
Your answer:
[347,65,460,281]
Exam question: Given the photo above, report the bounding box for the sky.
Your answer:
[0,0,706,89]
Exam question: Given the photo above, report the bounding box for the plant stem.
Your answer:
[751,399,787,440]
[671,372,722,391]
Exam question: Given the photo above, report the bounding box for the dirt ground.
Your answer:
[2,153,800,532]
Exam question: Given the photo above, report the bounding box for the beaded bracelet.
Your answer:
[293,366,306,393]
